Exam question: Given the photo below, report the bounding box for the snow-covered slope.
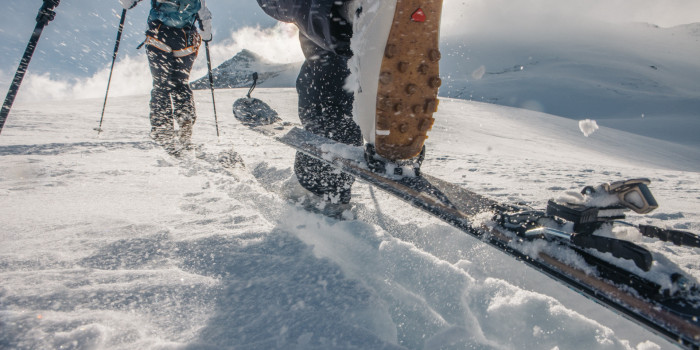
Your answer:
[440,22,700,146]
[1,88,697,349]
[190,49,301,90]
[192,21,700,148]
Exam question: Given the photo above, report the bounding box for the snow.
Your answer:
[1,87,697,349]
[2,2,700,348]
[439,21,700,147]
[579,119,600,137]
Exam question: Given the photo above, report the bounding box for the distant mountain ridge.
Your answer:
[190,49,301,90]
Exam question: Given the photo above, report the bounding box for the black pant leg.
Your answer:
[294,39,362,204]
[171,53,197,140]
[147,46,174,131]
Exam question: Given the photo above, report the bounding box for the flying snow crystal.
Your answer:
[579,119,599,137]
[472,65,486,80]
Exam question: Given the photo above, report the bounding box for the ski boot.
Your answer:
[364,143,424,177]
[348,0,443,174]
[282,175,356,220]
[177,117,196,151]
[150,126,181,156]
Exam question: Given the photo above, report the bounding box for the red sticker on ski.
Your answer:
[411,8,427,22]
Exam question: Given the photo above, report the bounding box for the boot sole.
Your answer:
[374,0,443,160]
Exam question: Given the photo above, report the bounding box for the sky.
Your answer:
[442,0,700,32]
[1,0,700,101]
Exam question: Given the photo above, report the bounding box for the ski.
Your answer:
[234,110,700,349]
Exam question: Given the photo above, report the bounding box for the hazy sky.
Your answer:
[1,0,699,101]
[443,0,700,30]
[0,0,276,78]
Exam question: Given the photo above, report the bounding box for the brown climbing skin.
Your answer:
[375,0,443,160]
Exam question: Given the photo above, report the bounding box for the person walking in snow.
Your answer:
[255,0,442,217]
[119,0,212,154]
[256,0,362,215]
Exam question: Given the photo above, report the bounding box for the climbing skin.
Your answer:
[375,0,443,160]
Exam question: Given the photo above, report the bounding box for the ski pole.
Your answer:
[96,8,127,135]
[204,41,219,138]
[0,0,61,135]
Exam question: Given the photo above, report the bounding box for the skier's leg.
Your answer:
[294,35,362,204]
[171,52,197,147]
[146,45,176,147]
[256,0,361,203]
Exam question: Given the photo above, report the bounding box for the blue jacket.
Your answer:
[256,0,352,56]
[148,0,208,29]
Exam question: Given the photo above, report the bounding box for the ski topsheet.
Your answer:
[236,115,700,348]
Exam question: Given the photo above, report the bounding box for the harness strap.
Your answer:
[174,45,198,57]
[144,35,172,53]
[144,35,200,57]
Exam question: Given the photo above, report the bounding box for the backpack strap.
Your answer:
[152,0,180,8]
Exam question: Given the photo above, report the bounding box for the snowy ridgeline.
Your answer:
[1,88,698,349]
[189,49,302,91]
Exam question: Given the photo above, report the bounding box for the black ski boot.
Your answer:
[364,143,425,177]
